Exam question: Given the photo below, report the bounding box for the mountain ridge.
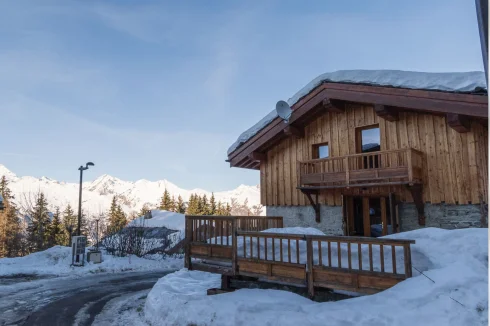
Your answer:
[0,164,260,216]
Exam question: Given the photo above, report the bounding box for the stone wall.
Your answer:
[398,203,483,231]
[266,203,484,235]
[266,205,343,235]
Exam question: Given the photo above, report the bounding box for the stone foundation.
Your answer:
[266,203,484,235]
[266,205,343,235]
[398,202,483,231]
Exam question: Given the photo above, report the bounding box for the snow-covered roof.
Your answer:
[228,70,487,155]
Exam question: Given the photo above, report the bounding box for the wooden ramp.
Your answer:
[184,215,415,297]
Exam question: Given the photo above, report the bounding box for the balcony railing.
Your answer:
[298,148,424,189]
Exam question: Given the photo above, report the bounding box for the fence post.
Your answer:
[232,218,238,276]
[403,244,412,278]
[184,216,192,269]
[306,236,315,299]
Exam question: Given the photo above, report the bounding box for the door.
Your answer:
[344,195,394,237]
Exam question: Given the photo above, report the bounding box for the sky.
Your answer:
[0,0,485,191]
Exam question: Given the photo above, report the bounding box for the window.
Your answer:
[358,125,380,153]
[313,142,329,159]
[356,125,380,168]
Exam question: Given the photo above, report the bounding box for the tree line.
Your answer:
[0,176,262,258]
[155,189,232,216]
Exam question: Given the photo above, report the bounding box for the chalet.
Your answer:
[227,70,488,237]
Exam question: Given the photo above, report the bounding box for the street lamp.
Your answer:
[77,162,94,236]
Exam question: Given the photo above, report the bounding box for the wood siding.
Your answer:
[261,104,488,206]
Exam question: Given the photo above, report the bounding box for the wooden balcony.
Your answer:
[298,148,424,189]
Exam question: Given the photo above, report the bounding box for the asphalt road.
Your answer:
[0,270,174,326]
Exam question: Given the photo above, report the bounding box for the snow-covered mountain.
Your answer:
[0,164,260,215]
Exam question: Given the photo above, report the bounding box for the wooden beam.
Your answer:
[374,104,399,122]
[447,113,471,133]
[322,98,344,113]
[407,184,425,226]
[283,125,304,138]
[363,197,371,237]
[301,190,321,222]
[248,152,266,162]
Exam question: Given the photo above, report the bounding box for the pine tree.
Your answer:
[0,176,22,257]
[225,202,232,216]
[210,193,217,215]
[186,194,198,215]
[27,192,51,252]
[159,189,173,211]
[196,195,203,215]
[47,207,64,247]
[62,204,76,245]
[116,205,127,230]
[170,195,176,212]
[108,196,126,233]
[176,195,186,214]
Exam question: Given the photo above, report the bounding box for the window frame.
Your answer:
[356,124,381,154]
[312,142,330,159]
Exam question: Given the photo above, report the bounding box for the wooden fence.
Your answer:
[185,215,415,296]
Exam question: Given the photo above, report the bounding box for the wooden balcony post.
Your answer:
[403,244,412,278]
[344,157,350,186]
[306,236,315,298]
[407,149,413,183]
[184,216,192,269]
[232,218,238,275]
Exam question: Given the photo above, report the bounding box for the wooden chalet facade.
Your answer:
[227,75,488,236]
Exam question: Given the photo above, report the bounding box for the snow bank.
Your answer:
[0,246,183,277]
[228,70,486,155]
[129,210,185,231]
[145,227,488,326]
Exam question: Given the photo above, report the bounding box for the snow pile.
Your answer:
[144,227,488,326]
[0,246,183,277]
[129,210,185,230]
[228,70,486,155]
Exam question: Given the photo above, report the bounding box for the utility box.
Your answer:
[71,236,87,266]
[87,251,102,264]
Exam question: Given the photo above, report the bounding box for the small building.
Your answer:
[227,70,488,236]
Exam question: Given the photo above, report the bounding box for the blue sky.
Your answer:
[0,0,484,191]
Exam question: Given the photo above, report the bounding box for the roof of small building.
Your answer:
[228,70,487,155]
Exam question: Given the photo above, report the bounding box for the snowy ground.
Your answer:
[144,227,488,326]
[0,245,183,277]
[0,270,172,325]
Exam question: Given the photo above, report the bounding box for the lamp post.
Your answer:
[95,218,100,250]
[77,162,94,236]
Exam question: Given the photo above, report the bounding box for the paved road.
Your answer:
[0,270,174,326]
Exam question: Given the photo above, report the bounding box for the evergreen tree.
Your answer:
[27,192,51,252]
[116,205,127,230]
[170,195,176,212]
[107,197,127,233]
[62,204,76,245]
[159,189,173,211]
[210,193,217,215]
[225,202,232,216]
[47,207,64,247]
[176,195,186,214]
[186,194,199,215]
[0,176,22,257]
[196,195,203,215]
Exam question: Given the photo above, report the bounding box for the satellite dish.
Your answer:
[276,100,292,122]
